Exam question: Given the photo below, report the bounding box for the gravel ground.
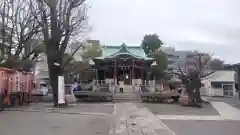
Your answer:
[140,103,219,116]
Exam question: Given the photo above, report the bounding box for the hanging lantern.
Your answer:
[126,74,129,79]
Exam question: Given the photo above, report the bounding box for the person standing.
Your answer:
[119,79,124,93]
[40,83,48,96]
[71,80,79,92]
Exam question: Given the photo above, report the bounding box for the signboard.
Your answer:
[58,76,65,104]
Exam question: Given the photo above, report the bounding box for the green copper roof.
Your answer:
[97,43,151,60]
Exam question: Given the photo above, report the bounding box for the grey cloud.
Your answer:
[87,0,240,64]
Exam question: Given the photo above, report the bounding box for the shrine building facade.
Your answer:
[92,43,156,85]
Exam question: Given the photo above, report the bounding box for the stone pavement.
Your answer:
[0,111,112,135]
[152,102,240,121]
[161,103,240,135]
[108,95,240,135]
[4,102,114,116]
[2,87,240,135]
[211,101,240,120]
[163,120,240,135]
[204,95,240,109]
[145,98,240,135]
[110,103,176,135]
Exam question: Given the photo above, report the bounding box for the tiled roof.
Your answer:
[96,43,152,60]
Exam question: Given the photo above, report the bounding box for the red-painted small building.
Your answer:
[0,67,35,108]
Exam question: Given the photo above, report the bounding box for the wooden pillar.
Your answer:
[141,63,144,85]
[96,69,98,80]
[131,60,134,85]
[114,60,117,85]
[104,70,105,80]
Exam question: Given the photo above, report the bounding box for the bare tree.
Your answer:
[174,53,213,107]
[0,0,43,71]
[30,0,88,106]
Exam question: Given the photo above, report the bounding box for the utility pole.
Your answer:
[237,65,240,100]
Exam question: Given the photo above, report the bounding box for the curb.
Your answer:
[5,108,112,116]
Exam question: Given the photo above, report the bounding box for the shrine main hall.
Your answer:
[92,43,156,85]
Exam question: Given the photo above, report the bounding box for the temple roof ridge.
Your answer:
[94,43,154,61]
[105,42,143,59]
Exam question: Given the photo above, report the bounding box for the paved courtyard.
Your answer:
[0,111,112,135]
[204,96,240,109]
[163,120,240,135]
[143,97,240,135]
[110,103,175,135]
[1,92,240,135]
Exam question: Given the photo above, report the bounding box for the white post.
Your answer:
[232,83,236,96]
[58,76,65,105]
[153,77,156,92]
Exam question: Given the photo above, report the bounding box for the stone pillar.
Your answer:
[131,60,134,85]
[141,63,144,85]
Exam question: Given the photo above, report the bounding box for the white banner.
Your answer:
[58,76,65,104]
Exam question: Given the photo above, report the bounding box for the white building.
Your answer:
[162,46,213,80]
[162,46,203,72]
[201,70,237,97]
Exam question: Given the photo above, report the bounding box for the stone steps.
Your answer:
[113,85,141,102]
[113,93,141,102]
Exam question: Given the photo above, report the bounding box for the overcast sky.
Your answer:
[87,0,240,64]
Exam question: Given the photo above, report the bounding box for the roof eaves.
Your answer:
[94,56,104,59]
[105,45,144,59]
[106,52,143,59]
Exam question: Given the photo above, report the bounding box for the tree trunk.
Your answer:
[195,87,202,103]
[193,78,203,103]
[47,55,63,107]
[50,66,60,107]
[186,84,195,103]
